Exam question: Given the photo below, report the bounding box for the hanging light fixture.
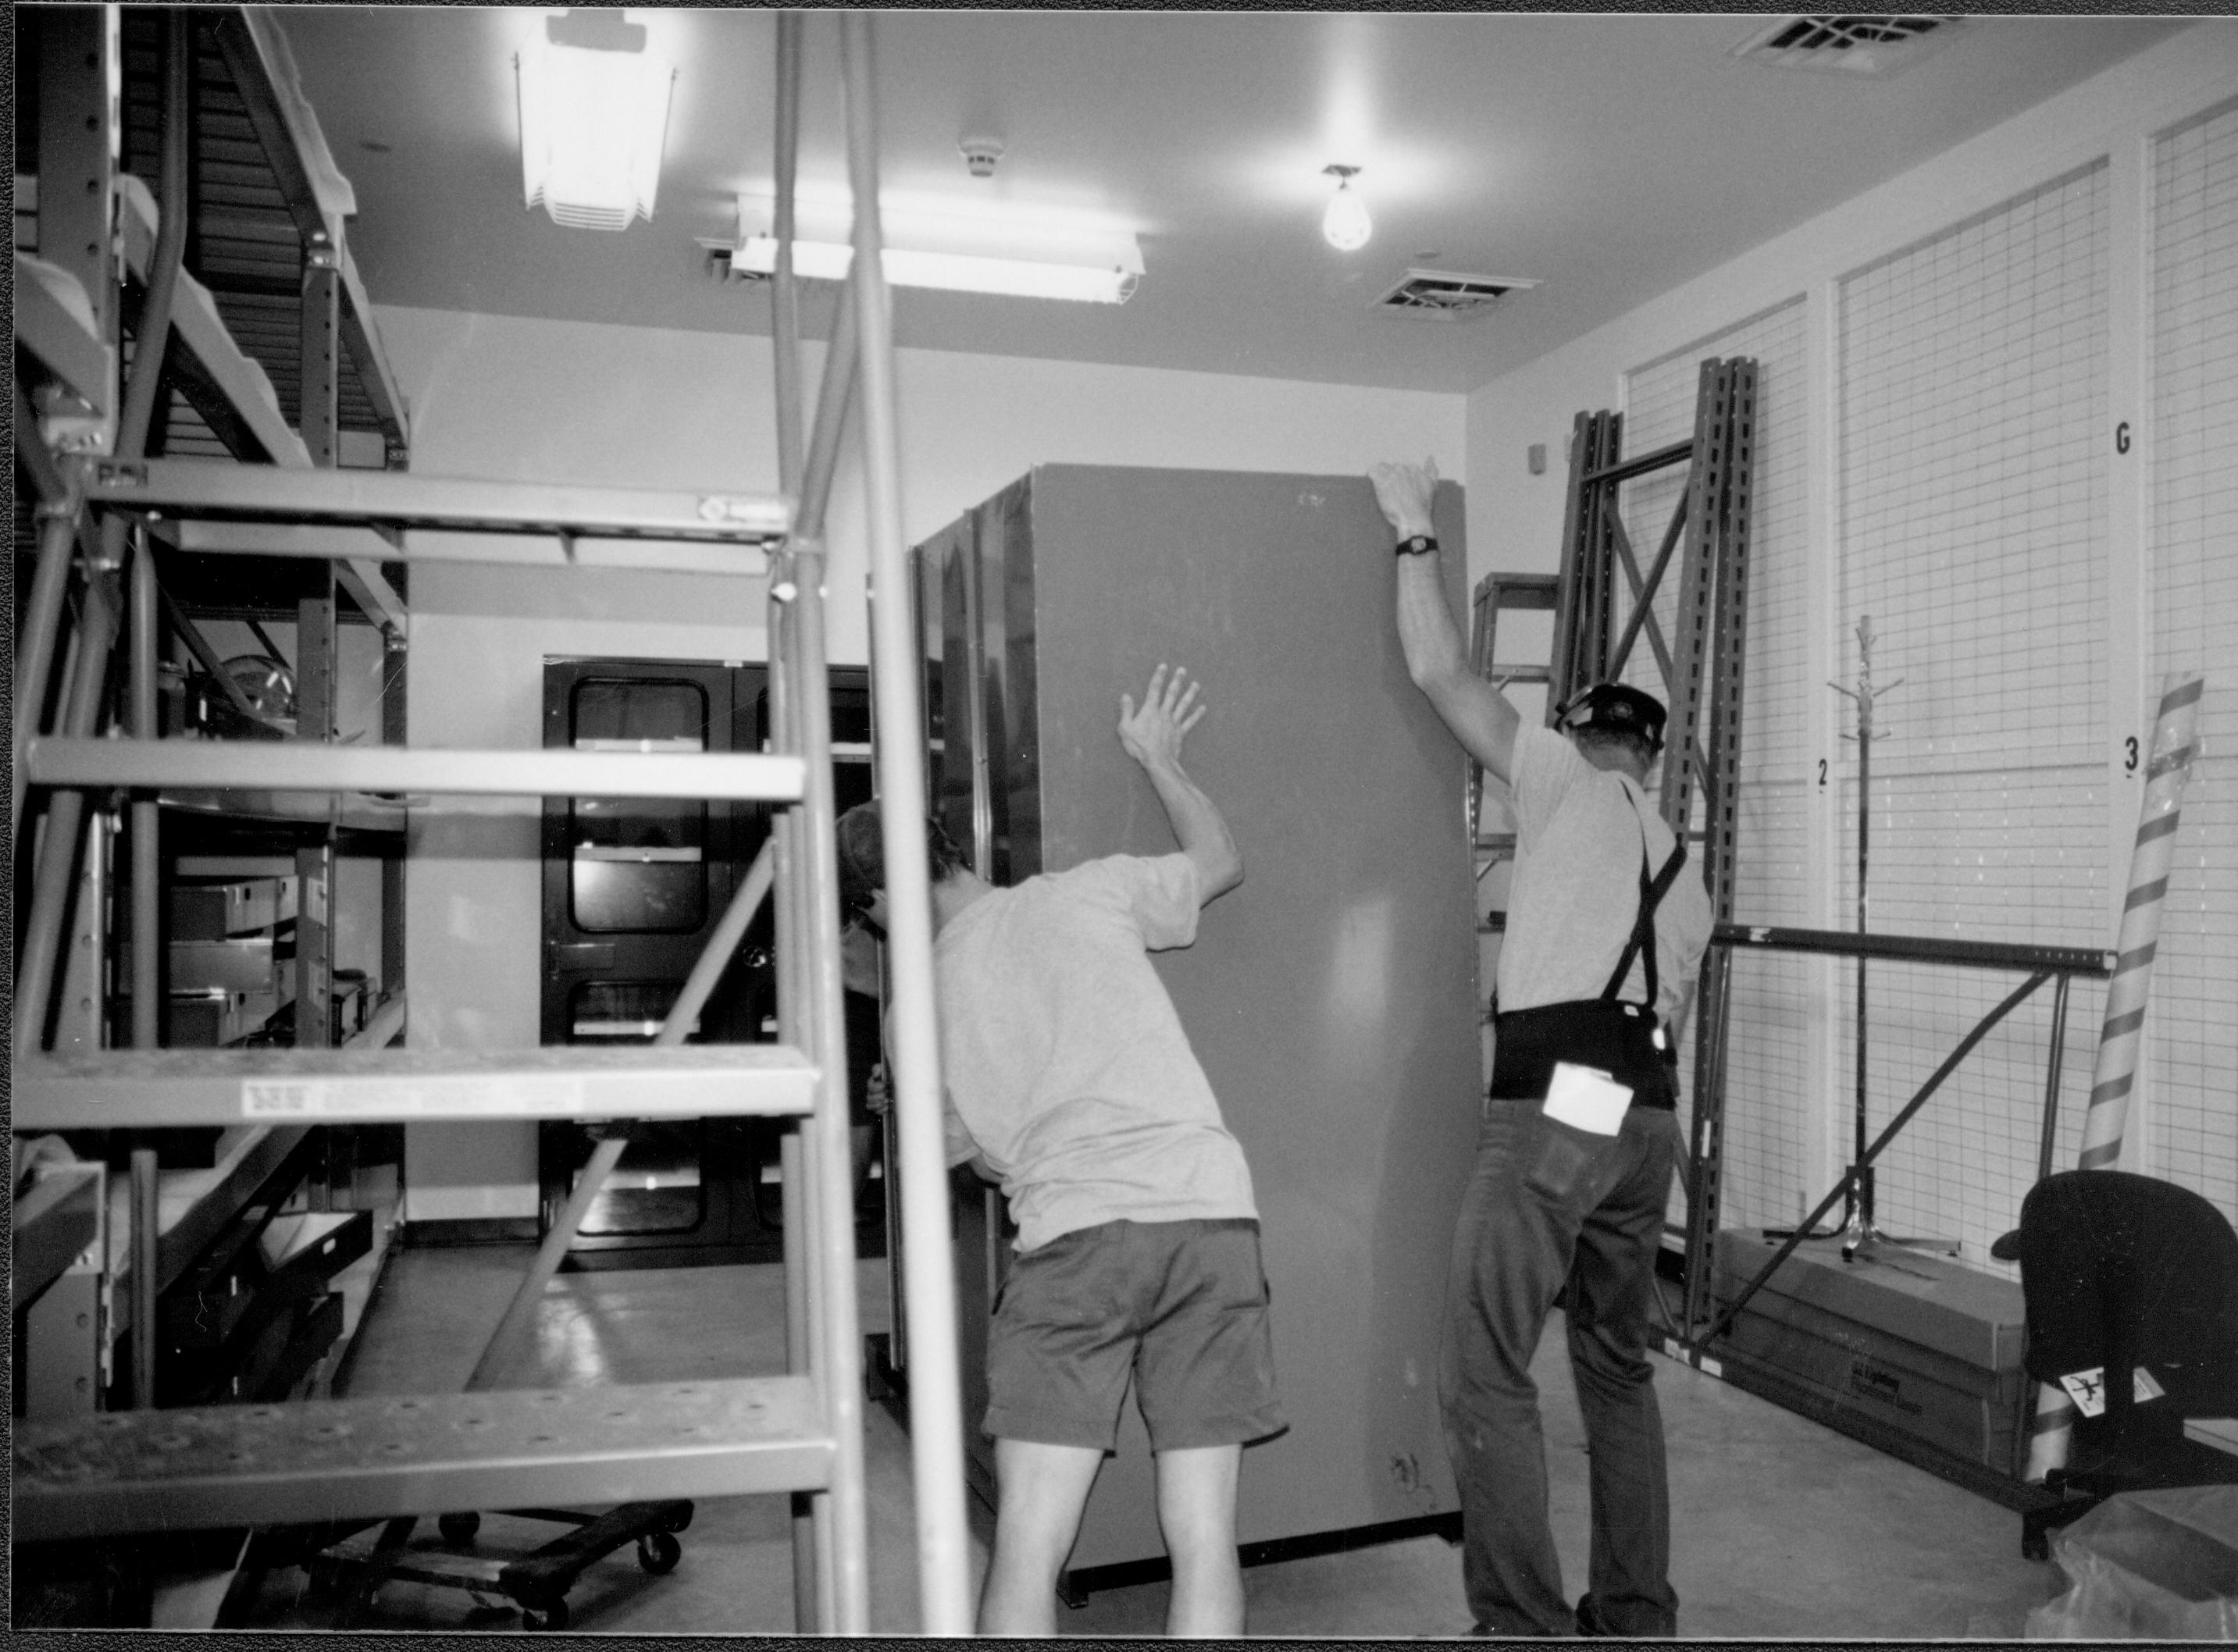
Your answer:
[516,11,675,231]
[725,192,1145,304]
[1322,164,1371,251]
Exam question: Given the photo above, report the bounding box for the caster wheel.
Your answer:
[438,1511,481,1545]
[520,1598,569,1632]
[637,1531,682,1575]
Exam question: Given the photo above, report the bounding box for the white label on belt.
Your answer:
[1543,1062,1632,1136]
[243,1075,589,1119]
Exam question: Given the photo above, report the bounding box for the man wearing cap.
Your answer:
[1370,458,1712,1638]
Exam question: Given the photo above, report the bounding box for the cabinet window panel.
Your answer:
[569,678,709,933]
[568,980,700,1044]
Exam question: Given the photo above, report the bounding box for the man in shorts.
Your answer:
[835,663,1281,1636]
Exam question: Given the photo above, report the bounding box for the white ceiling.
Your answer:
[279,9,2188,395]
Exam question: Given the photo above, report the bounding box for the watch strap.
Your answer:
[1395,534,1438,557]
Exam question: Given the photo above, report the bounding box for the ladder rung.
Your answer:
[13,1375,831,1543]
[11,1045,820,1130]
[83,458,793,546]
[26,739,807,803]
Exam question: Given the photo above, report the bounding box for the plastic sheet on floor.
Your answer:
[2026,1484,2238,1640]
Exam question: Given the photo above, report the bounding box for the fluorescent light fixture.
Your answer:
[1321,165,1370,251]
[516,12,675,231]
[729,193,1144,304]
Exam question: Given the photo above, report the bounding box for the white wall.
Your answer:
[387,312,1465,1218]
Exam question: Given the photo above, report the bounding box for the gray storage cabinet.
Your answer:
[907,464,1481,1577]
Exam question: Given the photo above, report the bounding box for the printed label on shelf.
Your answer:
[243,1075,590,1119]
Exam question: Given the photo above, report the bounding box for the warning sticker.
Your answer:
[2057,1365,2166,1419]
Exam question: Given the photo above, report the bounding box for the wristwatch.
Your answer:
[1395,534,1438,557]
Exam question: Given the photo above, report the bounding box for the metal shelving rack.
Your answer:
[12,9,973,1634]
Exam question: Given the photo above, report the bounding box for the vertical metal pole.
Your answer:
[296,577,338,1053]
[54,4,190,1056]
[37,5,119,362]
[301,256,343,468]
[841,12,974,1634]
[1659,365,1730,825]
[1851,646,1872,1230]
[118,8,193,462]
[1548,412,1592,711]
[797,290,862,543]
[380,633,408,999]
[2037,972,2073,1184]
[16,585,122,1059]
[772,12,806,498]
[769,13,824,1629]
[791,539,871,1634]
[131,1146,160,1408]
[130,533,162,1049]
[15,499,82,846]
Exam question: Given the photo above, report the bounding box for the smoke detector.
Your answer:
[1374,269,1539,321]
[960,137,1005,179]
[1732,16,1965,77]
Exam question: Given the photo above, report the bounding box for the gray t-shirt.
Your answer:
[1495,726,1712,1022]
[933,853,1259,1253]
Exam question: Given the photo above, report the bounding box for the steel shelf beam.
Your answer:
[12,1045,819,1130]
[1581,436,1695,489]
[26,736,806,803]
[1712,921,2114,977]
[14,1374,830,1542]
[80,457,792,544]
[155,518,775,579]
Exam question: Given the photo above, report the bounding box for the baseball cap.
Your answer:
[1556,682,1667,748]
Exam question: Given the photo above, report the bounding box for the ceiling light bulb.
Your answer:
[1322,166,1370,252]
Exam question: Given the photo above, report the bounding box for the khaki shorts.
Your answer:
[984,1217,1285,1454]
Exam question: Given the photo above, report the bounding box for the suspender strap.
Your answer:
[1601,811,1689,1006]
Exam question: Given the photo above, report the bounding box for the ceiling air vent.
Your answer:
[1733,16,1965,77]
[1375,269,1539,322]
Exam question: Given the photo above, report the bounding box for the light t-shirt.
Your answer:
[1495,726,1712,1024]
[933,853,1258,1254]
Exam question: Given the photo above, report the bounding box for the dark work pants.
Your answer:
[1440,1095,1682,1637]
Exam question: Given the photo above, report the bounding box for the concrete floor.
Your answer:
[241,1243,2070,1636]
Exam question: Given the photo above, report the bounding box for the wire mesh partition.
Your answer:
[2147,95,2238,1227]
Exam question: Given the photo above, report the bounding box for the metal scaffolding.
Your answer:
[11,8,971,1633]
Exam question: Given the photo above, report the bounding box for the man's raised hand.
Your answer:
[1369,458,1439,540]
[1117,664,1207,772]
